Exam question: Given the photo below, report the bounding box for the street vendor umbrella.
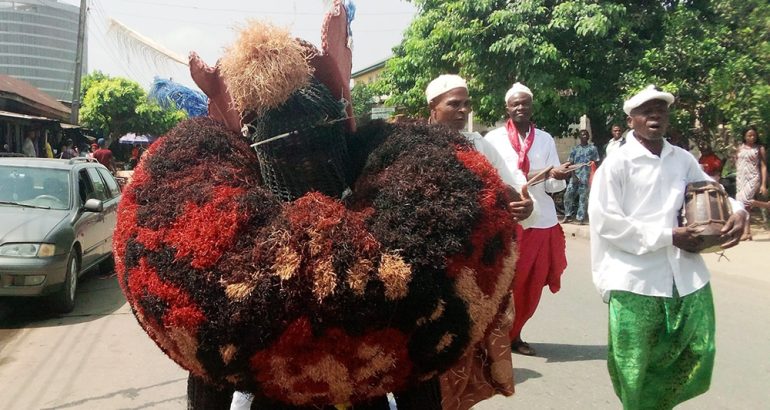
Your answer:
[118,133,155,144]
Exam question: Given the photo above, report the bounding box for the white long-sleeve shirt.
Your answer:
[463,132,537,228]
[588,131,744,302]
[485,127,566,229]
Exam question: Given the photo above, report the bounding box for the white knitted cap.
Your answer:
[426,74,467,103]
[504,82,533,103]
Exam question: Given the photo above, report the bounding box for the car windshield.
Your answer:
[0,165,70,210]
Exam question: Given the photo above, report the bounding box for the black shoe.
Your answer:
[511,339,536,356]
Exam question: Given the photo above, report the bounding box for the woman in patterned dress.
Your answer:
[734,127,767,240]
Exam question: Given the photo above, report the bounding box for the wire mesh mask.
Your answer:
[249,78,352,202]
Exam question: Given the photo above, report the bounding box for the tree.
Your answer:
[351,82,378,120]
[623,0,770,145]
[80,73,187,138]
[377,0,665,139]
[377,1,769,147]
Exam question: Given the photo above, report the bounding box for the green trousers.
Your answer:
[608,284,715,410]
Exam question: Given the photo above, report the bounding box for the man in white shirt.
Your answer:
[424,74,534,407]
[603,124,626,159]
[588,85,746,409]
[485,82,572,356]
[22,131,37,158]
[426,75,533,223]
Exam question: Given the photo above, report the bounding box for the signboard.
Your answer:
[370,106,395,120]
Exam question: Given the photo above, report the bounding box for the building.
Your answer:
[0,0,86,102]
[351,59,387,87]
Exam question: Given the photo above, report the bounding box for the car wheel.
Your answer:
[50,250,79,313]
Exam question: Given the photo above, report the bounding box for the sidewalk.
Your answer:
[561,221,770,286]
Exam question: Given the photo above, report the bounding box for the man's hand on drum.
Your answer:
[719,209,748,249]
[505,185,533,223]
[673,226,705,253]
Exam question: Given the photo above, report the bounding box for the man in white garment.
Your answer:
[603,124,626,159]
[22,131,37,158]
[485,82,571,356]
[426,74,534,224]
[423,74,535,408]
[588,85,746,409]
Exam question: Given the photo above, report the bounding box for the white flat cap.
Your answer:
[623,85,675,115]
[505,82,533,103]
[426,74,467,103]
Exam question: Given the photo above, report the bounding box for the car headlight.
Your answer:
[0,243,56,257]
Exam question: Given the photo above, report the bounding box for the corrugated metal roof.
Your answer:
[0,75,71,118]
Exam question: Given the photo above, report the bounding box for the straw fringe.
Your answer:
[220,20,314,116]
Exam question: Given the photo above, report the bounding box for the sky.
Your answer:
[60,0,417,90]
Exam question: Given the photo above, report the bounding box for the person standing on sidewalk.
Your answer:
[485,82,571,356]
[588,85,747,409]
[562,130,599,225]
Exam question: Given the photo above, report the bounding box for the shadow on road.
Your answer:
[513,367,543,385]
[37,377,187,410]
[533,342,607,363]
[0,270,126,329]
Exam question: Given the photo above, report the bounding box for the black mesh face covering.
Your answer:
[249,78,352,202]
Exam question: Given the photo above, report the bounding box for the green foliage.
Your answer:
[80,70,109,99]
[351,82,378,119]
[623,0,770,143]
[80,74,187,137]
[379,0,769,146]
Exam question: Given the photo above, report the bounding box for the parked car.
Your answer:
[0,157,121,313]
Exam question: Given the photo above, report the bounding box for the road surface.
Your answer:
[1,230,768,409]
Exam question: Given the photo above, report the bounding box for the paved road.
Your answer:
[1,232,768,409]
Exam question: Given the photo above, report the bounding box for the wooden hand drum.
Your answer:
[681,181,732,253]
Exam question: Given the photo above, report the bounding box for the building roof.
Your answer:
[352,58,389,79]
[0,75,71,120]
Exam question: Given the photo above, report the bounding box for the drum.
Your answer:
[681,181,732,253]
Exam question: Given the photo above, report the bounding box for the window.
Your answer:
[97,168,120,199]
[86,168,109,201]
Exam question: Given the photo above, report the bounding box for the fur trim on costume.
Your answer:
[115,117,518,406]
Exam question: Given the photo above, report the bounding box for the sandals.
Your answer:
[511,339,536,356]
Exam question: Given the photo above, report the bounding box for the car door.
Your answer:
[95,167,121,256]
[75,168,102,269]
[85,167,114,260]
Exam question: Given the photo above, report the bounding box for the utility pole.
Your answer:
[70,0,87,125]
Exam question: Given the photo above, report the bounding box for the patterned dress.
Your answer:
[736,144,761,202]
[564,143,600,221]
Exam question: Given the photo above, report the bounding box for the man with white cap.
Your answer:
[588,85,747,409]
[426,74,534,224]
[484,82,571,356]
[425,74,533,408]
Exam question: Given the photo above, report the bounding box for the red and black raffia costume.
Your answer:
[114,2,518,409]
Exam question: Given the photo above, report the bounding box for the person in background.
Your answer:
[734,126,767,240]
[697,141,723,181]
[59,139,77,159]
[562,129,600,224]
[603,124,626,159]
[589,85,747,410]
[43,132,54,158]
[22,131,37,158]
[92,138,115,172]
[485,82,572,356]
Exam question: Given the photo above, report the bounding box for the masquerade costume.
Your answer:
[115,2,518,408]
